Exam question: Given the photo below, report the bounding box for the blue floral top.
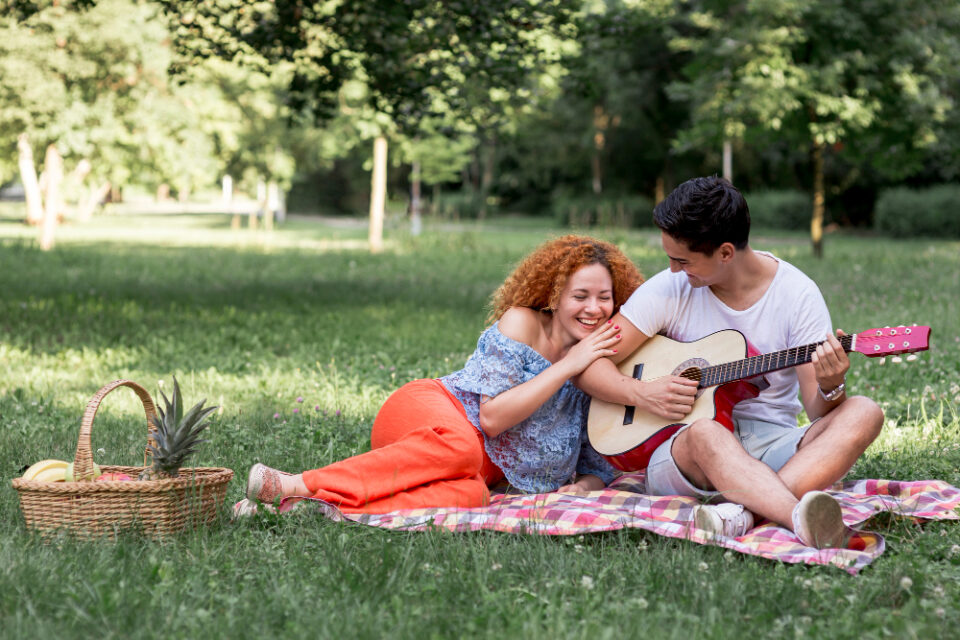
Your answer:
[440,323,616,493]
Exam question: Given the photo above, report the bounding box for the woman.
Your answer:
[236,235,643,515]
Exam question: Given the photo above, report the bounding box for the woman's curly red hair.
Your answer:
[489,235,643,322]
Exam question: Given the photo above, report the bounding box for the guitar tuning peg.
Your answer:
[906,354,918,362]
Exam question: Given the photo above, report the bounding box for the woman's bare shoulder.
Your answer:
[496,307,544,346]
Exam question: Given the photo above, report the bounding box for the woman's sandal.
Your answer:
[245,463,293,503]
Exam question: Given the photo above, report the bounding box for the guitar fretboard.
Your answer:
[681,334,855,388]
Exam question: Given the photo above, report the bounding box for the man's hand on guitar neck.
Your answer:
[811,329,850,391]
[799,329,851,420]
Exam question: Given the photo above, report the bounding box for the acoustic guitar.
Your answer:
[587,325,931,471]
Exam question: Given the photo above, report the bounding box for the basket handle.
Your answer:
[73,379,159,481]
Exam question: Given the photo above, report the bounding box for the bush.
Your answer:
[745,190,812,231]
[551,191,654,228]
[874,185,960,238]
[431,190,489,220]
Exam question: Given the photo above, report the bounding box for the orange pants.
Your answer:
[301,379,504,513]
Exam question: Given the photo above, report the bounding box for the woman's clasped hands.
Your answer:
[558,320,622,377]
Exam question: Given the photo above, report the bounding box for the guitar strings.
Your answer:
[692,335,854,388]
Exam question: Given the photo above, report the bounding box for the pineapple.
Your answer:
[138,377,217,481]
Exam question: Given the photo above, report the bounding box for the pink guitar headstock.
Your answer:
[853,325,931,357]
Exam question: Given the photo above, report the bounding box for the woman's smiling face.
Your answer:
[553,263,614,342]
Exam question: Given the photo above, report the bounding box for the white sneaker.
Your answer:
[792,491,849,549]
[693,502,755,538]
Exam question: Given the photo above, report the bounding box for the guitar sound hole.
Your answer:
[673,358,708,399]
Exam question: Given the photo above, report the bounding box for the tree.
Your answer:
[560,0,689,199]
[2,0,326,245]
[156,0,579,245]
[159,1,575,125]
[394,119,475,233]
[668,0,960,256]
[0,0,224,246]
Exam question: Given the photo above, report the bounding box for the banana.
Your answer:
[21,459,69,481]
[31,466,69,482]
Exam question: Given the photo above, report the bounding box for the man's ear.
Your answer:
[717,242,737,263]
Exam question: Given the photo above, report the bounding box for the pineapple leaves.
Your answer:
[181,401,217,435]
[172,375,184,427]
[144,377,219,479]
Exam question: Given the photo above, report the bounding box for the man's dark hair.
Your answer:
[652,176,750,254]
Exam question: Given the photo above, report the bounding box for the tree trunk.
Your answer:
[67,159,92,219]
[274,182,286,223]
[590,154,603,196]
[811,142,825,259]
[722,139,733,183]
[222,175,233,207]
[264,180,279,231]
[368,135,388,253]
[410,160,423,236]
[17,134,45,225]
[40,144,63,251]
[592,104,610,195]
[479,134,496,219]
[655,175,665,205]
[252,179,266,230]
[469,152,480,191]
[223,174,241,229]
[77,181,111,222]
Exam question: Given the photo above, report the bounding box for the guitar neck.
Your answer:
[693,334,855,388]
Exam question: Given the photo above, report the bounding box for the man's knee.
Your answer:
[835,395,883,431]
[680,419,737,459]
[846,395,884,440]
[671,420,741,490]
[817,395,884,448]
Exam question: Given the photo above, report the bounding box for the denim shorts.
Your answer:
[644,417,811,498]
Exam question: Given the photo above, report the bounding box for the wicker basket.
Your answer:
[12,379,234,539]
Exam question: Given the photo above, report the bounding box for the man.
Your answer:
[577,176,884,549]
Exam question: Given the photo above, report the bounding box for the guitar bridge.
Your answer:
[622,363,643,426]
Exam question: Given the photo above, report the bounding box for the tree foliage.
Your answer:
[157,0,578,130]
[664,0,960,252]
[2,0,959,244]
[0,0,214,192]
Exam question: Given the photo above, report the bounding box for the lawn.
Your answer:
[2,210,959,639]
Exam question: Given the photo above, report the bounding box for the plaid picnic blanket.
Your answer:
[277,473,960,574]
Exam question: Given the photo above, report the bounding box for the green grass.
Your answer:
[2,212,960,639]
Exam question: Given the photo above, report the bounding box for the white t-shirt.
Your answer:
[619,252,832,428]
